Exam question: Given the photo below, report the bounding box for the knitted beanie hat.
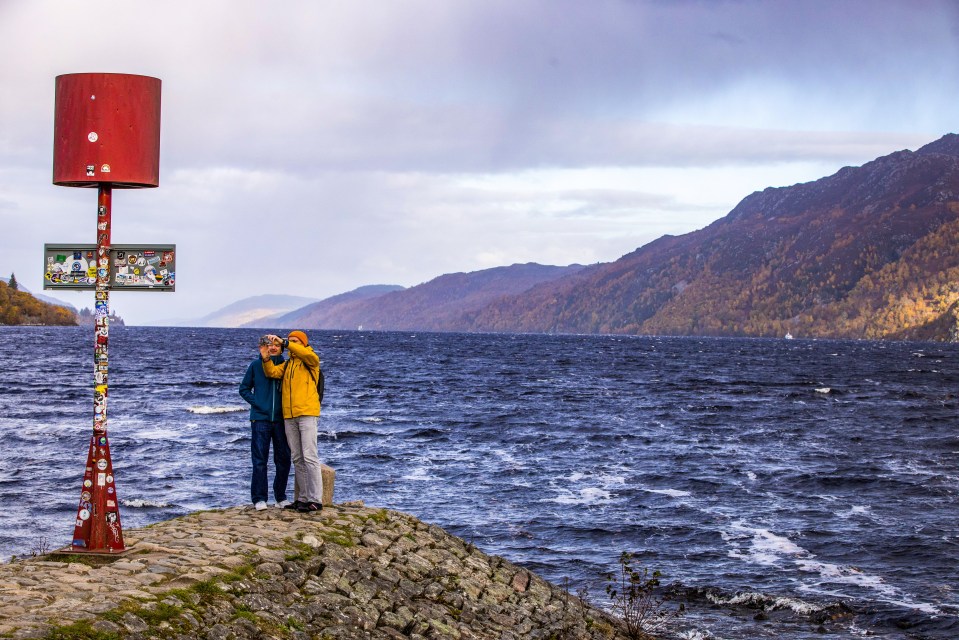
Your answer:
[287,330,309,346]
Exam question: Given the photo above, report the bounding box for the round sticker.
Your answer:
[79,509,90,520]
[81,491,91,501]
[106,474,113,484]
[97,459,108,470]
[83,479,92,488]
[87,132,98,142]
[99,437,107,445]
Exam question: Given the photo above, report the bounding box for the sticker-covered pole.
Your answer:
[51,73,164,555]
[70,185,125,553]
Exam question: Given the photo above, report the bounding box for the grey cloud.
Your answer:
[4,0,959,324]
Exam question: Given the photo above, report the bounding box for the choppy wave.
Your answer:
[122,499,174,509]
[3,328,957,639]
[187,405,247,414]
[706,591,824,616]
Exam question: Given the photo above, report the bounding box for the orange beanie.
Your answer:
[287,330,309,346]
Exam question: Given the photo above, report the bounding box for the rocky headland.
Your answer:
[0,504,630,639]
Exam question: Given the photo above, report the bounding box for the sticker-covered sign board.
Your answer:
[44,244,175,291]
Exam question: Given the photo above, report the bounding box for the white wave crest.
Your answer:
[401,467,436,482]
[122,499,172,508]
[837,505,872,519]
[550,487,612,505]
[644,488,692,498]
[188,406,246,414]
[706,591,822,615]
[132,427,182,440]
[723,523,901,599]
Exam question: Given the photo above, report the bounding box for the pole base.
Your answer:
[51,545,131,558]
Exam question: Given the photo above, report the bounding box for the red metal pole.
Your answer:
[70,185,125,553]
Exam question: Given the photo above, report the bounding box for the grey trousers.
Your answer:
[284,415,323,504]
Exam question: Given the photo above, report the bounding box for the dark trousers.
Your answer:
[251,419,291,504]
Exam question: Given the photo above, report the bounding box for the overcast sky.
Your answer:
[1,0,956,325]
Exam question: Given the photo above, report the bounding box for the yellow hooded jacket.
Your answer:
[261,341,321,419]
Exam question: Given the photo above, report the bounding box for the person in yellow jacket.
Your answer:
[262,330,323,512]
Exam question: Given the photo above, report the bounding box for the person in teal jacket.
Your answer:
[239,335,292,510]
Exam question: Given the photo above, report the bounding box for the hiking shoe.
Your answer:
[276,500,292,509]
[254,501,267,511]
[284,501,303,510]
[305,502,322,512]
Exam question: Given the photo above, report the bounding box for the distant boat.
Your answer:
[784,332,794,340]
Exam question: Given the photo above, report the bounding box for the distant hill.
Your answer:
[23,288,77,312]
[283,264,585,331]
[252,285,405,329]
[461,133,959,341]
[191,133,959,341]
[0,280,76,325]
[192,294,320,328]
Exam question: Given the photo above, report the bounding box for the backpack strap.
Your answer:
[307,365,325,403]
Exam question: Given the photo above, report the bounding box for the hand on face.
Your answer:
[258,344,271,359]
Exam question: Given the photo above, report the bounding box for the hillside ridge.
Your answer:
[462,133,959,340]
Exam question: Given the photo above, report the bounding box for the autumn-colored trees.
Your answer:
[0,281,76,325]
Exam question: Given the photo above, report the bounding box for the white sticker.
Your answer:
[88,132,98,142]
[97,472,106,486]
[79,509,90,520]
[100,164,111,173]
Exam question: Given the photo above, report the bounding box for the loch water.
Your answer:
[2,326,957,639]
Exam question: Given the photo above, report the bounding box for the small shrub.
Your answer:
[42,619,119,640]
[191,578,224,603]
[604,552,683,640]
[30,537,52,557]
[285,617,305,632]
[367,508,390,524]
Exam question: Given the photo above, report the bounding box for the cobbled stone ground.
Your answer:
[0,504,630,639]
